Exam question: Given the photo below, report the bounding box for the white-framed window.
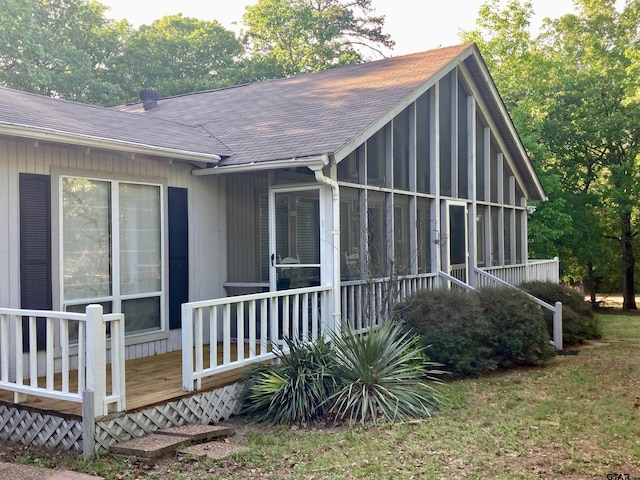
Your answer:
[60,176,164,335]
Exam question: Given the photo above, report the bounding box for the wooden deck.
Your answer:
[0,344,250,418]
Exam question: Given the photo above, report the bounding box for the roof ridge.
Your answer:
[120,43,474,107]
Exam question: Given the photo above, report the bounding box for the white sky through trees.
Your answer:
[98,0,607,56]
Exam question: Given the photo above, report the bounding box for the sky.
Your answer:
[97,0,587,56]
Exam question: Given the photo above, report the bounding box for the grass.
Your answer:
[3,314,640,479]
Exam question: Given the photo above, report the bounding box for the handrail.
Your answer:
[474,268,563,349]
[438,270,476,290]
[475,268,555,310]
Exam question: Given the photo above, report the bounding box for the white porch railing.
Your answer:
[182,285,332,392]
[474,268,563,350]
[526,257,560,283]
[481,257,560,286]
[181,259,562,392]
[340,274,438,333]
[0,304,126,418]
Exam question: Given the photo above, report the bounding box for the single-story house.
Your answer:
[0,43,559,455]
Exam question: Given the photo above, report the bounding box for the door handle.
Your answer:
[271,253,275,266]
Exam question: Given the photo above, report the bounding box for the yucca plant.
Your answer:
[242,335,339,425]
[327,321,443,425]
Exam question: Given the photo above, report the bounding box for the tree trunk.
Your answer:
[621,210,637,310]
[587,262,597,309]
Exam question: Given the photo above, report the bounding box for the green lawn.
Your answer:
[10,314,640,479]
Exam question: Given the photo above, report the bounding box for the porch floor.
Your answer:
[0,343,249,418]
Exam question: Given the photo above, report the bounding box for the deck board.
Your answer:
[0,343,255,418]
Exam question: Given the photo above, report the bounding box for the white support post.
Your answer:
[181,303,195,392]
[85,305,106,418]
[451,70,459,199]
[553,302,563,350]
[468,96,477,288]
[431,84,441,280]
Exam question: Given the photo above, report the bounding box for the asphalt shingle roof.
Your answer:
[0,87,232,159]
[0,43,544,200]
[121,44,472,166]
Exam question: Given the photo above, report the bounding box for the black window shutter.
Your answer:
[168,187,189,330]
[19,173,52,351]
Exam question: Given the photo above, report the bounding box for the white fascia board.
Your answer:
[0,123,221,163]
[192,155,330,176]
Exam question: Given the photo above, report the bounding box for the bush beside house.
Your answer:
[396,286,556,376]
[520,281,602,345]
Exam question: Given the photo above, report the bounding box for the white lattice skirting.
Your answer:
[0,384,244,455]
[94,383,244,453]
[0,404,83,451]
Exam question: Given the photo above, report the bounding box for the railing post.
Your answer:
[85,305,106,418]
[182,303,195,392]
[553,301,563,350]
[82,389,96,460]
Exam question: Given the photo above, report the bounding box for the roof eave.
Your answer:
[0,122,221,164]
[192,154,330,176]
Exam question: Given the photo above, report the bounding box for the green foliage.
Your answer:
[397,287,555,376]
[0,0,128,104]
[395,289,496,376]
[242,335,338,425]
[477,287,555,368]
[111,14,244,103]
[520,281,602,345]
[242,322,443,426]
[1,0,396,104]
[327,321,441,424]
[242,0,394,77]
[463,0,640,304]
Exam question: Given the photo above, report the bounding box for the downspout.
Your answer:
[310,156,341,334]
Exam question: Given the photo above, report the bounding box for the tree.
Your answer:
[463,0,640,308]
[460,1,580,274]
[0,0,128,105]
[538,0,640,308]
[110,15,244,103]
[242,0,394,77]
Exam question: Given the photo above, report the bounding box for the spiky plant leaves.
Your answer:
[327,321,443,425]
[242,335,339,425]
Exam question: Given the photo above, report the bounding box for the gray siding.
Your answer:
[0,137,226,358]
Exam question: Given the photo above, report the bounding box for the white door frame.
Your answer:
[268,184,328,291]
[440,200,469,284]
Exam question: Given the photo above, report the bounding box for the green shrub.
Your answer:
[242,322,444,426]
[520,281,602,345]
[241,335,338,425]
[328,321,442,424]
[395,288,496,376]
[477,287,555,368]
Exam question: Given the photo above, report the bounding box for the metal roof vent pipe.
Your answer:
[140,88,159,110]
